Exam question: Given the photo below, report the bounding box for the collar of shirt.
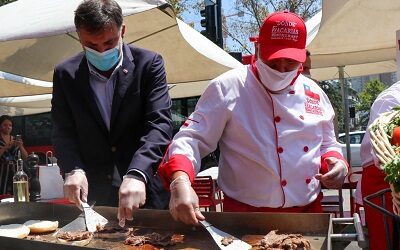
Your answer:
[87,46,124,80]
[87,46,124,131]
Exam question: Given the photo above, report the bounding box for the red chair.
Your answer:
[321,188,344,217]
[193,176,223,211]
[347,170,363,215]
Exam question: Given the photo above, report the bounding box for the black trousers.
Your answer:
[87,174,170,209]
[88,184,119,207]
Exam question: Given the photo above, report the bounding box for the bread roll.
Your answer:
[24,220,59,233]
[57,231,93,246]
[0,224,30,239]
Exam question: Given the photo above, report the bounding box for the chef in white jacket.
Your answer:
[158,11,349,225]
[359,82,400,250]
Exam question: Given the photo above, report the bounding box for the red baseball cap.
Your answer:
[258,11,306,63]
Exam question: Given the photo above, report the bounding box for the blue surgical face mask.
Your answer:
[84,41,121,71]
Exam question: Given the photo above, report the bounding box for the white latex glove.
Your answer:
[169,175,205,225]
[63,170,88,207]
[118,176,146,227]
[315,157,348,189]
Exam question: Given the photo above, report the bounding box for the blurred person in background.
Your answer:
[0,115,28,194]
[302,50,312,78]
[0,115,28,162]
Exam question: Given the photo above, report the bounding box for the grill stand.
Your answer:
[364,188,400,250]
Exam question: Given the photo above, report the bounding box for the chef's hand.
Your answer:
[118,176,146,227]
[169,172,205,225]
[63,170,88,208]
[315,157,348,189]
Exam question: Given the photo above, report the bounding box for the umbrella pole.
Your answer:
[339,66,352,167]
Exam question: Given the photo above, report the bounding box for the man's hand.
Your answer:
[118,177,146,227]
[63,170,88,207]
[315,157,348,189]
[169,174,205,225]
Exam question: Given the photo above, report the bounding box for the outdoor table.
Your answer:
[197,166,218,180]
[196,166,221,210]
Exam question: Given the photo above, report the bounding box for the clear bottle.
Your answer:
[13,151,29,202]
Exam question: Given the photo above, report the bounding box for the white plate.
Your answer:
[1,198,14,203]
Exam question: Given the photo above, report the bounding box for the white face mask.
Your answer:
[255,59,300,92]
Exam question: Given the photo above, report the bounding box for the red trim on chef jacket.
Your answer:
[264,87,286,207]
[250,62,302,208]
[320,151,349,175]
[223,193,323,213]
[158,154,195,190]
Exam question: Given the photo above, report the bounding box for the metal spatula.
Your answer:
[199,220,252,249]
[82,202,108,232]
[58,212,86,233]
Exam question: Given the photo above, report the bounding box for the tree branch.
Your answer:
[222,24,252,54]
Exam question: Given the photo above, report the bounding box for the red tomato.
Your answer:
[391,127,400,146]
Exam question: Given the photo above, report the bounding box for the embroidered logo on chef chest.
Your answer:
[303,84,323,115]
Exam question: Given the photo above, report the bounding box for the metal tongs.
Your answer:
[199,220,252,249]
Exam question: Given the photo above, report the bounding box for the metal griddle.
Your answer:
[0,202,363,249]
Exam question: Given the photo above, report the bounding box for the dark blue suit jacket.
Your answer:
[51,44,172,208]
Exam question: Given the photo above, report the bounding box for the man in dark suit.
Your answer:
[51,0,172,227]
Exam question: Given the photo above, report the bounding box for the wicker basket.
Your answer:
[369,110,400,215]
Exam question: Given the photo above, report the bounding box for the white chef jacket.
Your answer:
[169,65,342,207]
[357,81,400,205]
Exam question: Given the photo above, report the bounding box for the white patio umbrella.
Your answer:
[306,0,400,166]
[0,0,241,115]
[307,0,400,81]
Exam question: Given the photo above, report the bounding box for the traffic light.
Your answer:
[200,4,217,43]
[349,106,356,118]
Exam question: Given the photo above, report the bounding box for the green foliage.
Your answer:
[383,155,400,192]
[319,80,344,130]
[356,79,387,128]
[270,0,321,20]
[382,109,400,140]
[0,0,15,6]
[226,0,320,53]
[166,0,321,52]
[166,0,187,19]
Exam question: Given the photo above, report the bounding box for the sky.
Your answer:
[181,1,245,52]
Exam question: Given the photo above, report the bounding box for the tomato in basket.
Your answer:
[391,126,400,146]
